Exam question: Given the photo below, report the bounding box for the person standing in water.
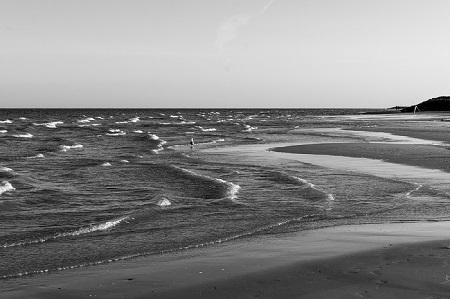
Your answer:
[190,138,195,149]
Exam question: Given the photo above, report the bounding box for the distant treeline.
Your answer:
[400,96,450,112]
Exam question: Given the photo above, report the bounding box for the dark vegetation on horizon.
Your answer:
[400,96,450,112]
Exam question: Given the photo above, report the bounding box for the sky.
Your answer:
[1,0,450,108]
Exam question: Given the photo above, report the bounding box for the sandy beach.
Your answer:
[4,221,450,298]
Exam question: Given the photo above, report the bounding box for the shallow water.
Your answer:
[1,108,450,280]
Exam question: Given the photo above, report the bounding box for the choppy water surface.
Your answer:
[1,108,450,280]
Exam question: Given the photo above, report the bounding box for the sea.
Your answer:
[1,108,450,281]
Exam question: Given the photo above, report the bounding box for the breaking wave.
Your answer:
[0,167,14,173]
[0,214,319,279]
[106,129,126,136]
[1,216,130,249]
[27,153,45,159]
[77,117,96,123]
[197,126,217,132]
[173,166,241,201]
[0,181,15,195]
[34,121,63,128]
[59,144,83,152]
[12,133,33,138]
[157,198,171,207]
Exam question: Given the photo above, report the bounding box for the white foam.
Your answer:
[120,160,129,163]
[293,176,315,188]
[13,133,33,138]
[78,123,101,127]
[1,216,130,249]
[77,117,96,123]
[243,124,258,132]
[0,130,7,133]
[151,148,163,154]
[56,216,129,238]
[47,122,63,128]
[148,134,159,140]
[0,181,15,195]
[133,130,144,134]
[106,132,126,136]
[176,166,241,201]
[59,144,83,152]
[129,117,140,123]
[34,121,63,128]
[101,162,112,167]
[293,176,334,207]
[0,119,12,124]
[106,129,126,136]
[0,167,13,172]
[27,153,45,159]
[197,126,217,132]
[115,121,128,124]
[157,198,171,206]
[216,178,241,200]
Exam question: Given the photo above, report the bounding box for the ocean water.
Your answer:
[1,108,450,280]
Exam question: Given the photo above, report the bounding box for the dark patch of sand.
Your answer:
[159,240,450,299]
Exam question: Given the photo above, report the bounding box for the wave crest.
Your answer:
[59,144,83,152]
[1,216,130,249]
[12,133,33,138]
[0,181,15,195]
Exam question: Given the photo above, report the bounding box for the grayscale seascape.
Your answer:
[2,109,450,284]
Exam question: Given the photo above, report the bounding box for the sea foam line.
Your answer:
[1,214,320,280]
[1,216,130,249]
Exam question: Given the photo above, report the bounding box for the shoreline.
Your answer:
[4,221,450,298]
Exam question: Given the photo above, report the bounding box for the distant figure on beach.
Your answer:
[190,138,195,149]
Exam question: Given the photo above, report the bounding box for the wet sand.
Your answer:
[272,143,450,172]
[5,222,450,298]
[163,238,450,299]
